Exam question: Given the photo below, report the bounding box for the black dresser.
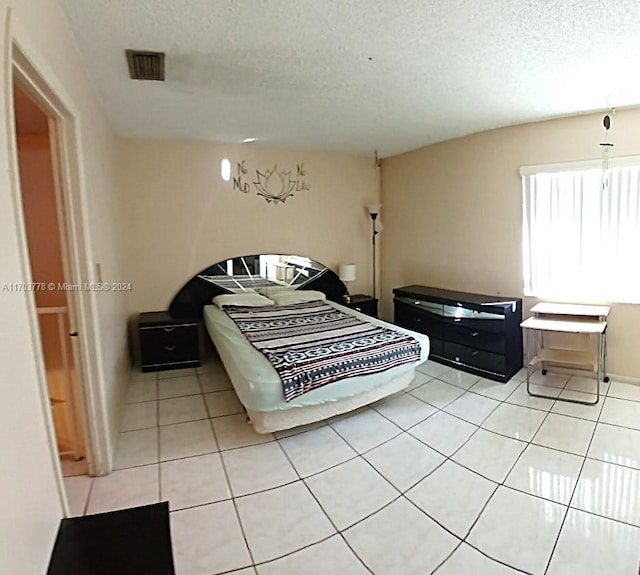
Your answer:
[139,311,199,372]
[393,285,522,382]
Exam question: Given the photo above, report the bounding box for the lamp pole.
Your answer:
[371,212,378,299]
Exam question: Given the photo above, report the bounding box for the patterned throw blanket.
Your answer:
[224,301,422,401]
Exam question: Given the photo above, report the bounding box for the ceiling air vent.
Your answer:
[126,49,165,81]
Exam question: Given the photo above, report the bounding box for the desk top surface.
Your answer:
[531,302,610,318]
[521,316,607,334]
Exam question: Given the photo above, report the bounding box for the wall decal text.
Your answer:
[231,160,311,204]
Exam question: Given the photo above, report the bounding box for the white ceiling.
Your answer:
[58,0,640,158]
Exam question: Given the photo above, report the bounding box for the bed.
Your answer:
[169,254,430,433]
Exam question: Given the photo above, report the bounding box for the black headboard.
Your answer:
[168,254,347,319]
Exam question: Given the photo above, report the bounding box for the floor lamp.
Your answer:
[367,204,381,298]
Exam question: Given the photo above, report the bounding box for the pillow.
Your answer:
[212,293,275,309]
[269,290,326,305]
[254,285,294,297]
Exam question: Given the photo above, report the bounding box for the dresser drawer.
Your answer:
[427,337,444,358]
[445,315,506,334]
[444,342,506,375]
[444,324,505,354]
[395,300,444,339]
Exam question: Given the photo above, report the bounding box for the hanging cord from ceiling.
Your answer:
[600,112,614,192]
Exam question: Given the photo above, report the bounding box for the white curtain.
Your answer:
[522,166,640,303]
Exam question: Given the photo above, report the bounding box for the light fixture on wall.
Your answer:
[366,204,382,298]
[220,158,231,181]
[339,263,357,303]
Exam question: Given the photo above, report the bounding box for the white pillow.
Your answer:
[269,290,326,305]
[212,293,275,309]
[254,285,294,297]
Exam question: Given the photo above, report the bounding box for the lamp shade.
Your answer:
[339,263,357,282]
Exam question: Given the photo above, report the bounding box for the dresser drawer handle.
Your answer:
[164,345,176,352]
[163,327,175,333]
[471,331,479,337]
[471,350,479,356]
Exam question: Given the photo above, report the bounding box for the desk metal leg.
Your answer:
[525,326,531,395]
[524,326,602,406]
[602,328,609,383]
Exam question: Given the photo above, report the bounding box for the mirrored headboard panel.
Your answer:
[169,254,347,319]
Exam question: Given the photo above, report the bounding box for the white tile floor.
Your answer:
[65,355,640,575]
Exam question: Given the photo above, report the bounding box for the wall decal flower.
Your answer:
[254,164,296,204]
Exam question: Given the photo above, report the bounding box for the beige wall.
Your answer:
[381,108,640,379]
[0,1,127,572]
[119,140,379,317]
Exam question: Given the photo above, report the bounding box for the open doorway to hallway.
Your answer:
[12,82,89,481]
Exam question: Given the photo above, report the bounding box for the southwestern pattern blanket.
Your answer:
[224,301,422,401]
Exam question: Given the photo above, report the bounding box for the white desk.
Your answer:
[520,303,609,405]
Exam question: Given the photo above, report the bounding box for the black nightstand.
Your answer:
[139,311,200,372]
[343,294,378,318]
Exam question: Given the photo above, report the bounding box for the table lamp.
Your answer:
[339,264,357,303]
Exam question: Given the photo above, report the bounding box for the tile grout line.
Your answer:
[204,399,257,573]
[400,368,580,572]
[81,476,96,517]
[428,541,464,575]
[453,407,557,570]
[123,368,638,493]
[374,375,536,572]
[272,434,376,575]
[118,372,625,514]
[406,371,627,466]
[542,378,612,575]
[121,363,638,574]
[156,373,162,505]
[402,381,541,573]
[235,368,498,572]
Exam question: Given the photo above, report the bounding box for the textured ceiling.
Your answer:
[58,0,640,157]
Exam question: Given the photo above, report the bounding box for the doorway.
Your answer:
[12,82,89,478]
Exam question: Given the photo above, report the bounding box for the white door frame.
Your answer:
[4,28,110,512]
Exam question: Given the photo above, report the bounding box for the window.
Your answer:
[521,159,640,304]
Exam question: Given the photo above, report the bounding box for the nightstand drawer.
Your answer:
[344,295,378,318]
[139,312,199,372]
[140,327,196,361]
[350,300,377,317]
